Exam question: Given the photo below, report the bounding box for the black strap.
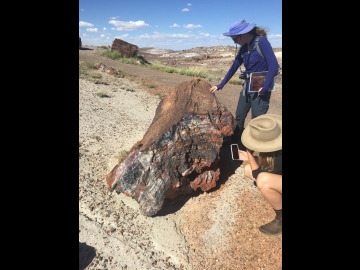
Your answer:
[245,36,261,67]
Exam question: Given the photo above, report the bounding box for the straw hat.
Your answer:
[241,114,282,152]
[223,19,256,36]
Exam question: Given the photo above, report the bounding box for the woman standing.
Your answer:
[210,19,279,148]
[238,114,282,236]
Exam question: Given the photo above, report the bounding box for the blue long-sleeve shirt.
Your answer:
[217,35,278,95]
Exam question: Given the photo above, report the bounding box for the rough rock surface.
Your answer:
[111,38,138,58]
[79,47,282,269]
[106,78,237,216]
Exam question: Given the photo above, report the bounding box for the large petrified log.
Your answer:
[106,78,237,216]
[111,38,138,57]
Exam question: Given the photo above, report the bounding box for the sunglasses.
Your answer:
[231,35,242,41]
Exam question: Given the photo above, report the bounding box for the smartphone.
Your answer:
[231,144,240,160]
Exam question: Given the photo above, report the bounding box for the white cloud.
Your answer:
[108,20,149,31]
[109,16,120,20]
[144,32,193,39]
[170,23,180,28]
[198,32,210,37]
[118,34,129,39]
[187,3,192,6]
[87,28,98,33]
[81,25,281,50]
[103,27,107,31]
[181,8,190,12]
[268,34,282,38]
[79,21,94,27]
[122,31,219,50]
[267,34,282,48]
[183,24,202,29]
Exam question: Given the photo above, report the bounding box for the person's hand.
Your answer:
[246,148,254,155]
[238,150,248,161]
[210,85,221,93]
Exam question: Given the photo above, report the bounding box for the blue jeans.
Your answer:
[235,88,271,132]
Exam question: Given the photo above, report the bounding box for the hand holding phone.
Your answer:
[231,144,249,160]
[238,150,248,161]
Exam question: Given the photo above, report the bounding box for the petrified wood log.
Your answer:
[106,78,237,216]
[79,37,82,49]
[111,38,138,58]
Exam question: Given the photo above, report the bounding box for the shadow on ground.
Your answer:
[79,47,93,51]
[155,138,242,216]
[79,242,96,270]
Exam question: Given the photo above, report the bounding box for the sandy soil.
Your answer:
[79,46,282,270]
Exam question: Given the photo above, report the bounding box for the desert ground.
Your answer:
[79,45,282,270]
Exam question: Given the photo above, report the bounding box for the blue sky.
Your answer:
[79,0,282,51]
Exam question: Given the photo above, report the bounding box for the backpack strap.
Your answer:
[254,36,264,58]
[255,36,281,76]
[240,36,281,76]
[239,36,263,60]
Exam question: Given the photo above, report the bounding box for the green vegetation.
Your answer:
[79,61,97,78]
[96,92,110,98]
[155,93,165,99]
[99,50,123,60]
[98,49,150,65]
[120,85,135,92]
[90,135,101,141]
[97,49,225,83]
[114,69,125,78]
[116,150,129,164]
[94,81,109,85]
[229,77,244,85]
[148,61,208,78]
[147,83,156,88]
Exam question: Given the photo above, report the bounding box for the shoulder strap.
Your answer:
[251,36,281,75]
[254,36,281,75]
[254,36,264,58]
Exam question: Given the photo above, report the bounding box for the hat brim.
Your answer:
[241,114,282,153]
[223,23,256,36]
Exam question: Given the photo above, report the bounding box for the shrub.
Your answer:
[116,150,129,164]
[228,77,244,85]
[96,92,110,98]
[99,50,123,60]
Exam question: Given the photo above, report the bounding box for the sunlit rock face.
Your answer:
[106,78,237,216]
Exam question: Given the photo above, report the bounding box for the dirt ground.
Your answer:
[79,45,282,270]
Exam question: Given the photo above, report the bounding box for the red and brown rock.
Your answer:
[111,38,138,58]
[106,78,237,216]
[96,63,117,75]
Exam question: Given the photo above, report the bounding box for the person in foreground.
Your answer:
[238,114,282,236]
[210,19,279,147]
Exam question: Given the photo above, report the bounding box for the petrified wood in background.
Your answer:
[79,37,82,49]
[111,38,138,57]
[106,78,237,216]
